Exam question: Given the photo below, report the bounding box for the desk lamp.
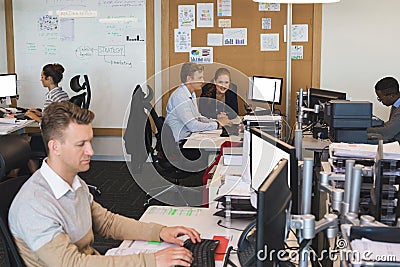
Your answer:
[252,0,340,141]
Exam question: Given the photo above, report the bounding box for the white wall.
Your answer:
[321,0,400,121]
[0,0,7,73]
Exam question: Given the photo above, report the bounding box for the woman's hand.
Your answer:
[217,112,228,120]
[159,226,201,246]
[155,247,193,267]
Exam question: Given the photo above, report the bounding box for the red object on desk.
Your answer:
[213,236,229,261]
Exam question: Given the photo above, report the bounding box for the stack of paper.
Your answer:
[329,142,400,160]
[351,238,400,264]
[223,147,243,166]
[243,114,282,122]
[0,118,17,124]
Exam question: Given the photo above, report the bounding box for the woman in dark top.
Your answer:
[199,68,238,120]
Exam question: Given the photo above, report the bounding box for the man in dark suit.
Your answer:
[367,76,400,142]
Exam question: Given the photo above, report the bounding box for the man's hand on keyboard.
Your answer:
[159,226,201,246]
[155,247,193,267]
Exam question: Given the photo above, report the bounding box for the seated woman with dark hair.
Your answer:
[199,68,239,120]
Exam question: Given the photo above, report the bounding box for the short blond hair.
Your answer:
[180,62,204,83]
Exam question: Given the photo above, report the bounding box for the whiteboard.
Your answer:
[13,0,146,127]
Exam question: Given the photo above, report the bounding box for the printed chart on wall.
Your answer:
[13,0,146,128]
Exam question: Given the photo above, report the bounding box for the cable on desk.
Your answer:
[222,246,238,267]
[217,220,245,231]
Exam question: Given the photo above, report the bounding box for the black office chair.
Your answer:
[0,135,31,183]
[124,85,201,206]
[70,74,91,109]
[0,174,28,267]
[69,74,100,196]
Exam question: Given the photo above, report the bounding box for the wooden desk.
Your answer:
[119,205,252,266]
[0,120,36,135]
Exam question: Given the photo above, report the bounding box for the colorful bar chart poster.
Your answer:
[189,47,213,64]
[223,28,247,45]
[178,5,195,29]
[197,3,214,28]
[174,28,191,52]
[217,0,232,17]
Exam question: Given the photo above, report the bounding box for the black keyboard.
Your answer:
[182,238,220,267]
[238,244,256,267]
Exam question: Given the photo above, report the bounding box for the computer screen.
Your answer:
[0,73,18,99]
[308,88,346,108]
[249,76,283,104]
[307,88,346,124]
[256,158,292,267]
[250,127,299,214]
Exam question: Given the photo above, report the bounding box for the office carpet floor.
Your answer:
[0,160,204,266]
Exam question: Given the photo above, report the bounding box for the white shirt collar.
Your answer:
[40,159,82,199]
[182,84,196,99]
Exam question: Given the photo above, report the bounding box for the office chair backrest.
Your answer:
[69,92,87,108]
[69,74,91,109]
[0,176,28,267]
[0,135,31,181]
[124,85,152,173]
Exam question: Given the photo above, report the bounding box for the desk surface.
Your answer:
[183,129,242,151]
[0,120,35,135]
[302,134,331,151]
[120,205,252,266]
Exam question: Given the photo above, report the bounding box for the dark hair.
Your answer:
[213,68,231,82]
[375,76,399,95]
[201,82,216,98]
[41,101,94,145]
[42,63,65,84]
[180,62,204,83]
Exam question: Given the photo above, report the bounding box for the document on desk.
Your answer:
[105,240,178,256]
[243,115,281,121]
[215,175,251,199]
[350,238,400,263]
[329,142,400,159]
[0,118,17,124]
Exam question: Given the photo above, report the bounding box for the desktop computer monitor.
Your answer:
[256,158,292,267]
[250,127,299,214]
[0,73,17,99]
[308,88,346,108]
[249,76,283,104]
[307,88,346,124]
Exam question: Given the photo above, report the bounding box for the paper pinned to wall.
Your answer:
[262,18,271,30]
[174,28,191,52]
[284,24,308,42]
[207,33,223,46]
[197,3,214,27]
[292,45,303,59]
[217,0,232,17]
[190,47,213,64]
[260,33,279,51]
[178,5,195,29]
[258,3,280,11]
[223,28,247,45]
[218,19,231,28]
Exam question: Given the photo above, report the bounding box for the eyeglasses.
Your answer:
[377,94,392,103]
